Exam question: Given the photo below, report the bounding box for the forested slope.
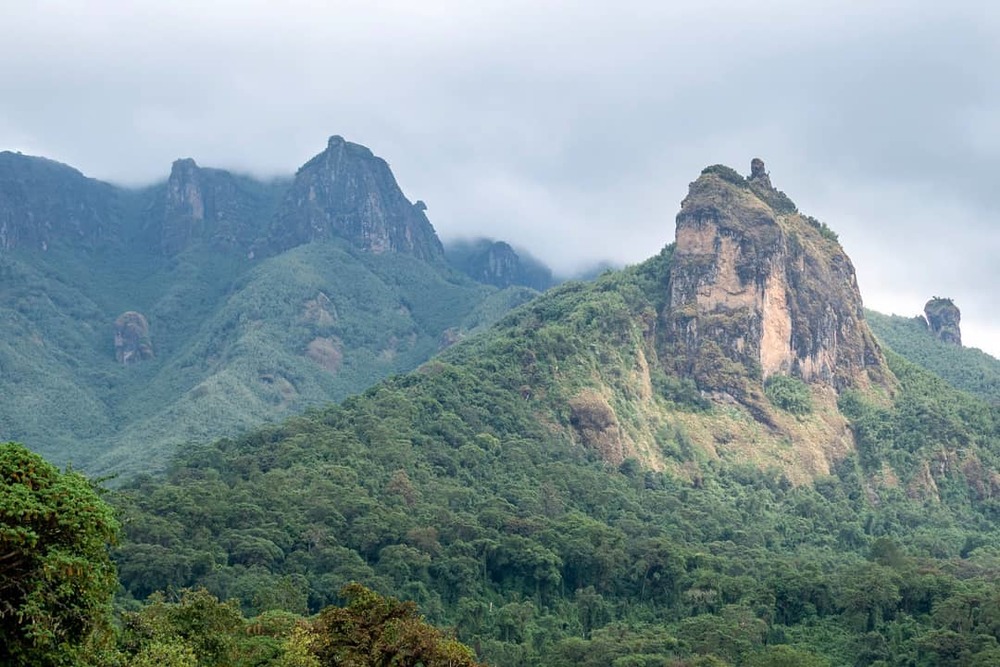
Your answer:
[867,310,1000,405]
[115,250,1000,666]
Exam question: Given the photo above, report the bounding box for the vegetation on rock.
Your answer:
[764,374,813,415]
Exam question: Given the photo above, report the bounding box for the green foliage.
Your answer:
[700,165,748,188]
[103,243,1000,666]
[311,583,483,666]
[119,589,245,667]
[803,215,839,242]
[867,309,1000,404]
[1,239,518,477]
[0,443,119,666]
[756,187,798,214]
[653,372,711,411]
[764,374,813,415]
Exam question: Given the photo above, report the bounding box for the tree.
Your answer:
[0,442,119,665]
[310,583,484,666]
[119,588,245,667]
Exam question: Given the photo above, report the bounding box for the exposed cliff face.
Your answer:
[2,137,444,262]
[924,297,962,346]
[157,158,285,255]
[663,161,889,399]
[268,136,444,261]
[0,152,120,251]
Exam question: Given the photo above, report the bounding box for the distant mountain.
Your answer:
[267,136,444,261]
[151,157,288,254]
[0,138,533,475]
[445,237,554,291]
[114,159,1000,666]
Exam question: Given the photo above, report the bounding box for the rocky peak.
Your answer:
[267,136,444,261]
[0,151,119,251]
[924,297,961,345]
[474,240,521,285]
[748,157,773,190]
[662,160,889,399]
[157,158,283,255]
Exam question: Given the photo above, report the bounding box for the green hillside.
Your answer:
[0,140,540,476]
[867,310,1000,405]
[114,248,1000,666]
[0,240,529,475]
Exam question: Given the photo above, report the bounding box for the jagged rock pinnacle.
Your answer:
[748,158,773,190]
[924,298,962,346]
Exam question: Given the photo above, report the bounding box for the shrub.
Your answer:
[764,375,813,415]
[804,215,839,242]
[701,165,749,188]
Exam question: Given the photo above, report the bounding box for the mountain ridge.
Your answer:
[0,138,536,474]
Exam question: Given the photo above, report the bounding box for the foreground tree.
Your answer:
[311,583,484,666]
[0,443,119,665]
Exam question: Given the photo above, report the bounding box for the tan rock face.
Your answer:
[305,336,343,373]
[663,162,888,397]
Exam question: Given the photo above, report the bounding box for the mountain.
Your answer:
[0,139,534,475]
[113,160,1000,665]
[665,162,888,397]
[445,238,554,291]
[267,135,444,260]
[152,157,288,254]
[0,151,123,250]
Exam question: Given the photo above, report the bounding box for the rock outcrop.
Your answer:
[268,136,444,261]
[114,311,154,365]
[157,158,284,255]
[663,160,889,398]
[924,297,961,345]
[0,152,120,251]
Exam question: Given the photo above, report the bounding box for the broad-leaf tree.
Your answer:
[0,443,119,666]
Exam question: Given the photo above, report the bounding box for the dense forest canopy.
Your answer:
[104,250,1000,666]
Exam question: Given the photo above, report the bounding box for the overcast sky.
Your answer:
[2,1,998,356]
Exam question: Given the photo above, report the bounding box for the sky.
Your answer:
[2,1,998,356]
